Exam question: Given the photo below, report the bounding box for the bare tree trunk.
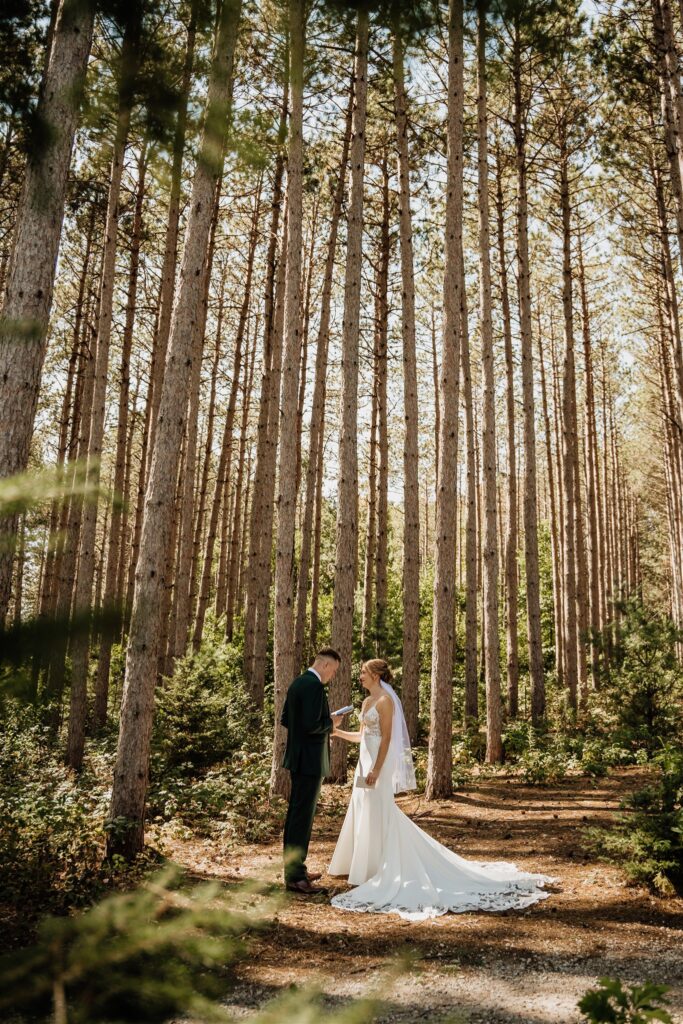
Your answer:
[461,264,478,723]
[426,0,463,800]
[107,0,242,859]
[293,77,353,670]
[513,24,544,723]
[328,5,370,783]
[577,228,601,685]
[393,26,420,740]
[189,278,224,622]
[0,0,95,621]
[243,79,288,697]
[361,364,378,655]
[495,148,519,718]
[146,0,199,467]
[226,315,258,638]
[193,195,259,649]
[46,283,98,709]
[537,313,563,692]
[310,413,325,652]
[375,152,390,657]
[174,169,224,657]
[477,1,502,760]
[40,207,96,626]
[250,208,288,697]
[94,142,148,729]
[558,130,579,715]
[67,16,141,768]
[270,0,307,798]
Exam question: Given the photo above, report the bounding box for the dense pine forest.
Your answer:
[0,0,682,1021]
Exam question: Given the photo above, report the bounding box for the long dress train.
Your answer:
[328,705,555,922]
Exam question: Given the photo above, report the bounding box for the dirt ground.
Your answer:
[172,768,683,1024]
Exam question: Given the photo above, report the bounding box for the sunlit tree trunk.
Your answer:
[94,142,148,728]
[375,152,390,657]
[460,264,478,723]
[293,78,353,670]
[243,78,288,698]
[328,5,369,783]
[67,15,142,768]
[107,0,242,859]
[0,0,96,622]
[271,0,306,798]
[426,0,463,800]
[193,189,258,648]
[477,1,501,760]
[393,25,420,740]
[513,23,544,723]
[226,318,258,638]
[495,148,519,718]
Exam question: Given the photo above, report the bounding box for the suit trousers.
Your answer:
[283,771,323,883]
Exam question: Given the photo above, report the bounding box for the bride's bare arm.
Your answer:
[331,727,361,742]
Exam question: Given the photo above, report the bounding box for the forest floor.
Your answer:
[169,767,683,1024]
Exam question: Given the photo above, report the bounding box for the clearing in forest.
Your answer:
[170,768,683,1024]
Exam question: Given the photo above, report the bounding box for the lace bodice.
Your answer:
[361,704,382,738]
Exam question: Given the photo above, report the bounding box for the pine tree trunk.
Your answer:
[0,0,95,621]
[174,169,224,657]
[477,1,501,760]
[189,277,224,625]
[537,316,563,693]
[328,5,369,782]
[146,1,199,467]
[66,18,141,768]
[107,0,242,859]
[513,25,544,724]
[577,228,601,685]
[393,27,420,741]
[271,0,306,798]
[94,142,148,729]
[495,149,519,718]
[243,80,288,697]
[194,159,260,649]
[361,361,378,655]
[293,78,353,671]
[226,317,258,638]
[558,131,579,715]
[426,0,464,800]
[461,264,478,723]
[375,152,390,657]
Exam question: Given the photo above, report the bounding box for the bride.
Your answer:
[328,658,554,921]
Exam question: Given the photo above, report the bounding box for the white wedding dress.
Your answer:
[328,704,554,921]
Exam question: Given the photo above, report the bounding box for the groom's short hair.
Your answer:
[316,646,341,663]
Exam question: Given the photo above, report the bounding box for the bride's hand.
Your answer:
[366,769,378,786]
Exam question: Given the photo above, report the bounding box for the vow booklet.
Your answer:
[331,705,354,716]
[355,775,372,789]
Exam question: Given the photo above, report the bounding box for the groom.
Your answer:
[281,647,343,894]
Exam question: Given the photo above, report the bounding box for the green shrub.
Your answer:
[583,744,683,894]
[0,701,107,913]
[148,748,281,845]
[593,600,683,757]
[578,976,672,1023]
[154,640,255,771]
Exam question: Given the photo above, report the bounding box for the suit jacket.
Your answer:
[281,669,333,777]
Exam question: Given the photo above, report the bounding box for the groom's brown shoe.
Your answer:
[306,871,322,882]
[286,878,328,895]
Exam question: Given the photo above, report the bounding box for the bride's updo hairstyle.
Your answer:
[365,658,394,685]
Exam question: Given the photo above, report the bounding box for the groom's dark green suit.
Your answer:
[281,669,333,884]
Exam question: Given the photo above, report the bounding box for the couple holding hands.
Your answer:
[280,648,553,922]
